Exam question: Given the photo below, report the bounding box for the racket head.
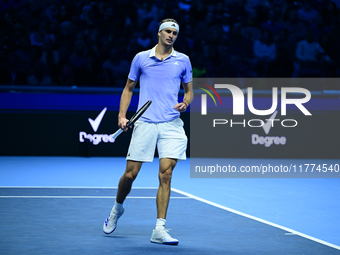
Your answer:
[126,100,152,127]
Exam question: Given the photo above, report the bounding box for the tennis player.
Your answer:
[103,18,193,245]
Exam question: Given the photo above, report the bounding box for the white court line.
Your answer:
[0,196,190,199]
[2,186,339,250]
[0,187,188,199]
[0,186,158,189]
[171,187,340,251]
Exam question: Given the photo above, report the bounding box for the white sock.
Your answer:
[112,201,123,212]
[156,218,166,230]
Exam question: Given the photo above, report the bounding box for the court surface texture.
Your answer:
[1,156,339,255]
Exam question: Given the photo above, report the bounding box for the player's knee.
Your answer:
[124,162,141,181]
[159,169,172,184]
[124,170,138,182]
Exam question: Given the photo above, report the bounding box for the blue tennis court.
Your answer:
[1,156,339,255]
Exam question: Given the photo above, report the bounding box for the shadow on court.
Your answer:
[0,188,339,255]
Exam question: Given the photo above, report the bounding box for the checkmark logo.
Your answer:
[262,110,278,135]
[88,107,107,132]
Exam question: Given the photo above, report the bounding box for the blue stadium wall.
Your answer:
[0,87,190,157]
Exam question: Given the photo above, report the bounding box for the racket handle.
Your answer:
[111,129,123,139]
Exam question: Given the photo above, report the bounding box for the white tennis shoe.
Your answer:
[103,207,124,234]
[150,228,179,245]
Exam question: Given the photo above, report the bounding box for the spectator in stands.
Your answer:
[57,21,75,51]
[1,0,340,85]
[43,1,58,23]
[85,29,101,58]
[29,46,42,71]
[74,5,96,32]
[321,1,339,27]
[267,28,294,77]
[27,60,53,85]
[310,15,331,41]
[58,64,74,85]
[40,38,60,83]
[0,53,27,85]
[229,22,253,71]
[295,31,331,77]
[146,8,164,45]
[192,54,206,78]
[262,9,284,39]
[137,2,158,24]
[243,9,262,41]
[98,5,115,34]
[283,8,307,45]
[56,5,74,24]
[296,31,330,67]
[137,32,152,49]
[253,30,277,76]
[319,33,338,63]
[194,11,216,42]
[227,0,248,23]
[175,23,197,56]
[67,40,92,85]
[189,0,207,22]
[216,42,231,77]
[1,7,17,36]
[14,38,32,76]
[99,68,113,87]
[6,22,24,53]
[29,22,55,48]
[253,30,276,60]
[298,0,319,25]
[205,44,220,77]
[101,48,129,87]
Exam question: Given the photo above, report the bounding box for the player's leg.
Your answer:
[103,163,141,235]
[151,158,179,245]
[150,118,187,245]
[156,158,177,219]
[116,160,143,203]
[103,160,142,234]
[104,121,157,234]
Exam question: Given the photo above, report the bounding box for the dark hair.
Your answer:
[159,18,179,26]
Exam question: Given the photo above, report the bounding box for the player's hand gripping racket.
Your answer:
[111,100,152,140]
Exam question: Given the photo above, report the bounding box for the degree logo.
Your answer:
[79,108,115,145]
[88,107,107,132]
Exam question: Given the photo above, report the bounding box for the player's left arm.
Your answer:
[175,81,193,112]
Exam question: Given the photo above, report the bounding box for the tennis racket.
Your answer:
[111,100,152,139]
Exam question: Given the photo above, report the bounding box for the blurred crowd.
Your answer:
[0,0,340,89]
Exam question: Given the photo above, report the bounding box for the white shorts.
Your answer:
[126,118,188,162]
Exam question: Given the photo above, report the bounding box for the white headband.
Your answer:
[158,22,179,33]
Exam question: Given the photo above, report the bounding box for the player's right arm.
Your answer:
[118,78,136,131]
